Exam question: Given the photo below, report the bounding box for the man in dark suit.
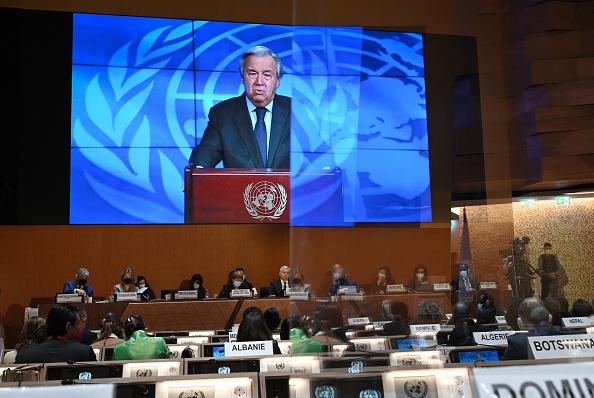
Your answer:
[269,265,291,297]
[16,304,97,363]
[62,267,95,298]
[502,298,574,360]
[189,45,290,169]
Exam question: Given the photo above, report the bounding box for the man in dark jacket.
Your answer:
[16,304,97,363]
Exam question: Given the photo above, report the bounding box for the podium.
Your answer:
[184,166,343,224]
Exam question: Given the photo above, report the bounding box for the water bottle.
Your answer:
[204,289,210,300]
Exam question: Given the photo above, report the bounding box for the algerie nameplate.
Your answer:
[224,340,273,357]
[473,331,517,346]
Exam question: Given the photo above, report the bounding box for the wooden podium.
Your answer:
[184,167,343,224]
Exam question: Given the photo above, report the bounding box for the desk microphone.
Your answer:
[61,379,148,395]
[66,360,121,371]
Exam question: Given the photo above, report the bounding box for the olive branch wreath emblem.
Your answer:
[243,182,287,220]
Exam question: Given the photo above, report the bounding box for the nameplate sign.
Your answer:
[496,316,507,324]
[230,289,252,298]
[56,294,82,303]
[343,292,364,301]
[116,292,139,301]
[260,357,320,373]
[471,362,594,398]
[374,321,391,330]
[386,284,406,293]
[479,281,498,290]
[410,324,440,334]
[289,291,309,301]
[529,334,594,359]
[224,340,273,357]
[348,317,370,326]
[433,283,451,291]
[473,331,516,346]
[175,290,198,300]
[562,317,590,328]
[439,325,455,333]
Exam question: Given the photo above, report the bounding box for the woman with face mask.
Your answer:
[114,267,139,294]
[218,270,251,298]
[136,275,157,301]
[406,264,432,293]
[290,268,312,293]
[187,274,206,299]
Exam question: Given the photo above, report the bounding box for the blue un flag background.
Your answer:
[71,14,431,224]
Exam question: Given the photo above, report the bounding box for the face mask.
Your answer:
[333,272,342,280]
[292,278,302,285]
[123,278,132,285]
[417,273,424,279]
[138,283,146,288]
[478,303,483,311]
[194,283,200,289]
[78,279,87,286]
[233,280,242,288]
[460,270,468,278]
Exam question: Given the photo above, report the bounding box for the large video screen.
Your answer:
[71,14,431,224]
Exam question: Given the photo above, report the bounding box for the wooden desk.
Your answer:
[38,302,130,329]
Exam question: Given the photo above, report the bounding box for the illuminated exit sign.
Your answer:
[555,197,570,205]
[519,198,536,207]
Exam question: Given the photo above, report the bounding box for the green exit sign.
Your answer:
[555,197,570,205]
[519,198,536,207]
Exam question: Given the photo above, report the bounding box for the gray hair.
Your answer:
[239,46,283,78]
[75,267,90,279]
[279,265,290,273]
[518,297,544,323]
[528,306,550,324]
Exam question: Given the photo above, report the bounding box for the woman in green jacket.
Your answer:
[113,314,173,360]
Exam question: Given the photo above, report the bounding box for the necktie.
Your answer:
[283,282,287,292]
[254,107,267,167]
[464,277,471,291]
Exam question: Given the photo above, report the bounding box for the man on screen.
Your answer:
[189,46,290,169]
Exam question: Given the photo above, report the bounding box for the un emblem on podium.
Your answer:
[243,181,287,220]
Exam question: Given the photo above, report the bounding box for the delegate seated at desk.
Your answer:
[406,264,432,293]
[219,270,251,298]
[63,267,94,298]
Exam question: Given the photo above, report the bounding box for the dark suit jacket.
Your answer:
[63,281,95,297]
[189,93,291,168]
[218,282,252,299]
[502,321,567,360]
[269,279,290,297]
[15,338,97,363]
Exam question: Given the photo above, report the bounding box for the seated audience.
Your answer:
[476,293,497,325]
[571,298,593,318]
[415,300,444,324]
[63,267,94,298]
[77,308,98,345]
[91,312,125,348]
[290,268,312,293]
[114,267,139,293]
[136,276,157,301]
[113,314,173,360]
[447,302,487,346]
[219,270,251,298]
[269,265,291,297]
[3,317,47,364]
[310,310,344,345]
[290,317,323,354]
[406,264,432,293]
[503,298,563,360]
[544,296,563,327]
[280,314,303,341]
[329,268,359,296]
[187,274,206,300]
[382,300,411,336]
[16,304,97,363]
[264,308,281,332]
[236,311,281,354]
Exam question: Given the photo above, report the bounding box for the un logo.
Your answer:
[244,181,287,220]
